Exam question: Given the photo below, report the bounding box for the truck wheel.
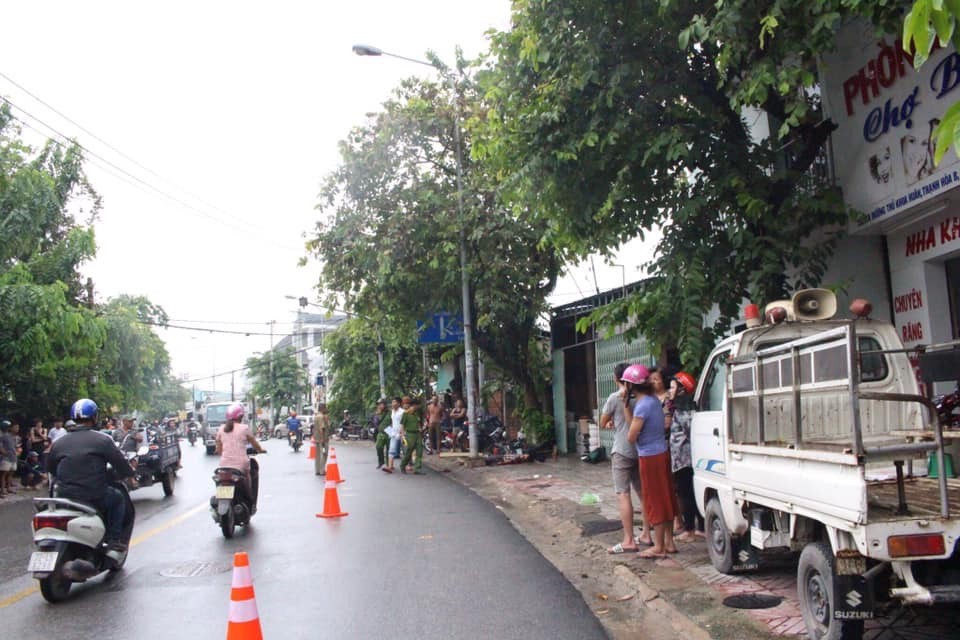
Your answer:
[704,497,735,574]
[161,469,176,496]
[797,542,864,640]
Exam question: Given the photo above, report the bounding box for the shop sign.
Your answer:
[822,21,960,229]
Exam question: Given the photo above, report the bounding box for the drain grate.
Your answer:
[160,561,232,578]
[722,593,783,610]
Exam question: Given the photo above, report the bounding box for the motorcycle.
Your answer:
[934,382,960,429]
[28,479,135,602]
[256,421,270,441]
[210,450,261,539]
[337,420,361,440]
[288,429,302,452]
[187,422,198,446]
[457,415,509,454]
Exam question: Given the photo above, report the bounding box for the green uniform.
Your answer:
[373,412,389,467]
[399,409,423,472]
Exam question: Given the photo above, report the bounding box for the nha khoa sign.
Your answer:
[822,20,960,228]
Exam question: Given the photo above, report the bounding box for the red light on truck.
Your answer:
[888,534,946,557]
[33,515,75,531]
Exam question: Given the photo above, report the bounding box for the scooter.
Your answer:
[187,423,198,446]
[210,451,261,539]
[288,429,302,452]
[28,481,135,603]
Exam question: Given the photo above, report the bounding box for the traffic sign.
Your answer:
[417,312,464,344]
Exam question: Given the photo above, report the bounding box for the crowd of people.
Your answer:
[601,363,704,559]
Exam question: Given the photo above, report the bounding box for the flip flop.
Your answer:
[608,543,640,554]
[634,537,654,547]
[638,549,667,559]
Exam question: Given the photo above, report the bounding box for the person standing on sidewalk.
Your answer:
[425,395,445,454]
[383,397,404,474]
[372,399,390,469]
[0,420,19,498]
[601,363,651,553]
[668,372,704,542]
[314,404,331,476]
[399,397,424,474]
[623,365,678,558]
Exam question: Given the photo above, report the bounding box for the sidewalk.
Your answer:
[423,451,796,640]
[420,451,960,640]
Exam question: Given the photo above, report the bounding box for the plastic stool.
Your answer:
[928,452,957,479]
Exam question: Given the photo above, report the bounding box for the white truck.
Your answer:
[691,289,959,640]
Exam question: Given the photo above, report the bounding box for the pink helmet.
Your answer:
[225,403,245,421]
[621,364,649,385]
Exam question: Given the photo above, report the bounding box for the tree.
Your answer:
[245,349,307,424]
[307,69,559,413]
[0,105,104,417]
[94,295,172,413]
[0,106,176,419]
[321,318,422,415]
[476,0,901,368]
[142,376,190,421]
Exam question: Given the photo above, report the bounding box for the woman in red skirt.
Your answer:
[621,364,678,558]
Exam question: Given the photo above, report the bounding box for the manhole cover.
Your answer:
[160,561,232,578]
[722,593,783,609]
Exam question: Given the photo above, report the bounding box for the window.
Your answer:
[859,336,888,382]
[699,351,730,411]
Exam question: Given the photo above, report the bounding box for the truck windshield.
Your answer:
[206,405,228,422]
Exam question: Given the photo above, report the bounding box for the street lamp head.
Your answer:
[352,44,382,57]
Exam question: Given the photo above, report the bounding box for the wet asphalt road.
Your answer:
[0,439,605,640]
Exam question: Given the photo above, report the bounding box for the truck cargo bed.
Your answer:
[867,476,960,521]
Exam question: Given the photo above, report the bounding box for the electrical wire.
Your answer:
[0,94,302,251]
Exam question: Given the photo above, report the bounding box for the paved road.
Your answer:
[0,439,605,640]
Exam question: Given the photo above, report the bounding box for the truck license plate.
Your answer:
[28,551,59,573]
[216,486,235,499]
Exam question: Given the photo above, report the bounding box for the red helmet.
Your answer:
[674,371,697,395]
[225,403,245,421]
[620,364,649,385]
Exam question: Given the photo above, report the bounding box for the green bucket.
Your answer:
[927,453,957,479]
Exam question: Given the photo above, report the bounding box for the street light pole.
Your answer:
[353,43,480,456]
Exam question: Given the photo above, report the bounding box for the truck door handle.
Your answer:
[712,428,719,437]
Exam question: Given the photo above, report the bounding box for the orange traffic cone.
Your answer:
[326,447,344,483]
[315,478,349,518]
[308,440,316,460]
[226,552,263,640]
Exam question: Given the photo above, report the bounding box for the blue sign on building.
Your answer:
[417,312,465,344]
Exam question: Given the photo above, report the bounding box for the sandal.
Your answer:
[638,549,667,559]
[634,537,654,547]
[608,543,640,554]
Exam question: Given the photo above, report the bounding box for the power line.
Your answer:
[0,94,301,251]
[180,342,319,384]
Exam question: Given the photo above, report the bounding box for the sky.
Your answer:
[1,1,652,391]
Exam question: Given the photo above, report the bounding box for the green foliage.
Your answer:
[477,0,882,369]
[245,349,308,424]
[307,65,558,412]
[141,376,190,421]
[904,0,960,163]
[322,318,422,416]
[518,406,554,446]
[0,106,173,418]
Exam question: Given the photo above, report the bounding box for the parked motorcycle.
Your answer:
[456,415,510,454]
[337,420,361,441]
[288,429,302,452]
[935,382,960,429]
[28,481,135,602]
[256,421,270,441]
[210,451,261,539]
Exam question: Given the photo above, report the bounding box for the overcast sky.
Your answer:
[1,1,650,391]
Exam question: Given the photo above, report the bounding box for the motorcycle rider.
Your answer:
[118,415,143,453]
[215,403,265,508]
[285,411,303,448]
[45,399,136,555]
